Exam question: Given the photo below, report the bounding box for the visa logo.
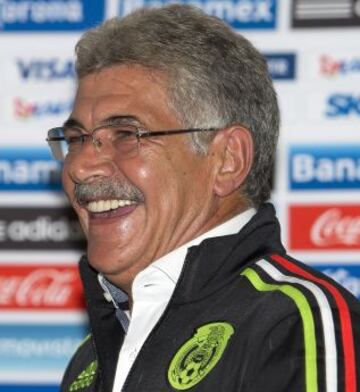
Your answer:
[14,97,73,119]
[289,145,360,190]
[0,148,62,191]
[0,0,105,31]
[264,53,296,80]
[17,58,75,81]
[325,93,360,117]
[118,0,277,29]
[312,264,360,300]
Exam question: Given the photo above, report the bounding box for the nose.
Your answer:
[64,140,116,185]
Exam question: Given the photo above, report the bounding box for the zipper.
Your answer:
[120,249,195,391]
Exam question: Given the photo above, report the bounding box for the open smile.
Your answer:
[82,198,139,221]
[87,199,137,213]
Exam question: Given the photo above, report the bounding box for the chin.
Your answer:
[87,247,131,276]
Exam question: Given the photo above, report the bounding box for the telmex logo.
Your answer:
[0,148,62,191]
[17,58,75,81]
[289,145,360,190]
[292,0,360,28]
[0,323,87,371]
[0,264,84,310]
[14,97,73,119]
[118,0,277,29]
[325,93,360,117]
[264,53,296,80]
[320,55,360,78]
[0,207,86,250]
[289,205,360,251]
[312,264,360,300]
[0,0,105,31]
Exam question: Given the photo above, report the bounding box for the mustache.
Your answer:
[74,179,145,205]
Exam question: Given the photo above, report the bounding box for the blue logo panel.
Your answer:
[311,264,360,300]
[264,53,296,80]
[0,385,58,392]
[118,0,277,30]
[0,323,88,372]
[289,145,360,190]
[0,0,105,32]
[0,148,62,191]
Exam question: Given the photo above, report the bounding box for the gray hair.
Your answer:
[75,4,279,207]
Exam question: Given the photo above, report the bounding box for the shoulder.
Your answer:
[60,334,99,392]
[239,253,360,392]
[240,253,360,332]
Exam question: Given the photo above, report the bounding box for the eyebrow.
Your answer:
[63,115,143,130]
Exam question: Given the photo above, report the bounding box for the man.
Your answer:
[46,5,359,392]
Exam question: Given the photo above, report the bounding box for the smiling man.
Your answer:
[47,5,360,392]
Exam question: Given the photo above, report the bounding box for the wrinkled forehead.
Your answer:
[71,65,181,130]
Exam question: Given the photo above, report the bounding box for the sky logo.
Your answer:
[17,58,75,81]
[264,53,296,80]
[118,0,277,29]
[0,148,62,191]
[325,93,360,117]
[289,145,360,190]
[311,264,360,300]
[320,55,360,78]
[14,97,72,119]
[0,323,88,372]
[0,0,105,31]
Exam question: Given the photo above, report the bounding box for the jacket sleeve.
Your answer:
[244,307,360,392]
[60,335,99,392]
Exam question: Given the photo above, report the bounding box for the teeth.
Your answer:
[87,199,136,213]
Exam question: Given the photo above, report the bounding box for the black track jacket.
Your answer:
[61,204,360,392]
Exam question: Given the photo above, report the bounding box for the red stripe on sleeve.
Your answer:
[271,254,357,392]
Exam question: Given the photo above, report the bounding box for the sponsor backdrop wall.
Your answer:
[0,0,359,390]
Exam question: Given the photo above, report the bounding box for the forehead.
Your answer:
[72,65,180,128]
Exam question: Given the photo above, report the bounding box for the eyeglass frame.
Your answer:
[46,122,222,161]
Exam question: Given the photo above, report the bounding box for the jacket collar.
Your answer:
[172,203,286,303]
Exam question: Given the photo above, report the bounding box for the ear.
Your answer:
[212,125,254,197]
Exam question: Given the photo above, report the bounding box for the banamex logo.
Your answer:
[0,148,62,191]
[118,0,277,29]
[289,145,360,190]
[289,205,360,250]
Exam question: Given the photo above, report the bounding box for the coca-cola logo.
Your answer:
[0,265,84,309]
[289,204,360,250]
[311,208,360,247]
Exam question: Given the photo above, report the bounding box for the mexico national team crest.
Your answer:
[168,322,234,390]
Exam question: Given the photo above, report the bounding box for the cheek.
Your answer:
[61,167,73,200]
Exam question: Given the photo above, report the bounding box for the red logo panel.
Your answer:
[289,205,360,250]
[0,264,85,310]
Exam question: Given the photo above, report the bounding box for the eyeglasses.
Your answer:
[46,123,220,161]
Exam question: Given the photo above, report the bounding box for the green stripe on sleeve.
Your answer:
[241,267,318,392]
